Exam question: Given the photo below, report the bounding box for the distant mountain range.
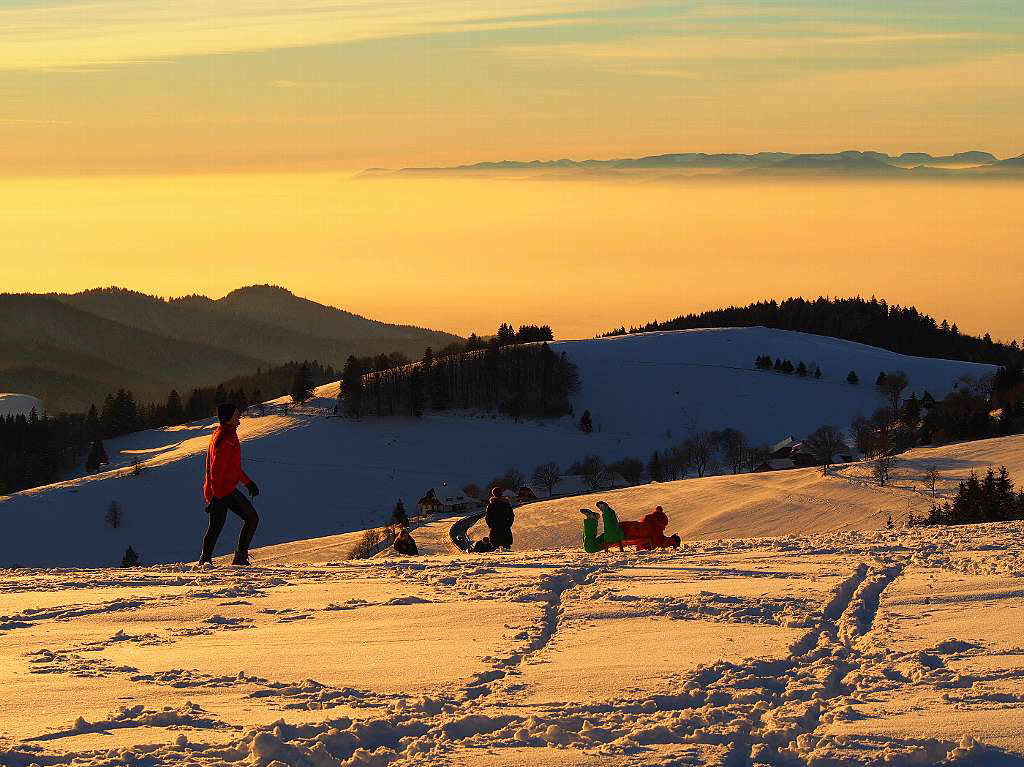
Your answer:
[0,286,461,413]
[364,150,1024,178]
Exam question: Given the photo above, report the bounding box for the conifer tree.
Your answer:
[579,410,593,434]
[121,546,140,567]
[290,362,315,404]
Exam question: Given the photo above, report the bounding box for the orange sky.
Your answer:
[3,172,1022,344]
[1,1,1023,173]
[2,1,1021,343]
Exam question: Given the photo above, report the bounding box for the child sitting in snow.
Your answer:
[581,500,680,553]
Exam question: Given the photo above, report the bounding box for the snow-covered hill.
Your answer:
[0,328,996,567]
[3,523,1023,765]
[559,327,994,446]
[467,433,1024,552]
[0,392,42,417]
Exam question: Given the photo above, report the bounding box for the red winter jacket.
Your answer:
[203,425,251,503]
[619,508,676,551]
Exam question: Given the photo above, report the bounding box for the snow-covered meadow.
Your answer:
[3,522,1023,766]
[0,328,995,567]
[2,327,1022,764]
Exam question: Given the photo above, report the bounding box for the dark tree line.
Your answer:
[755,355,821,378]
[341,341,579,420]
[0,359,339,494]
[914,467,1024,526]
[606,296,1022,367]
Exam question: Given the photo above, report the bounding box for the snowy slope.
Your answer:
[0,392,42,417]
[469,434,1024,552]
[2,523,1023,766]
[0,328,995,567]
[552,327,995,446]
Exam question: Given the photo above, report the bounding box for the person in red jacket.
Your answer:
[581,500,680,552]
[198,403,260,567]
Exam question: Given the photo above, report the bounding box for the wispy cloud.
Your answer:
[0,0,635,71]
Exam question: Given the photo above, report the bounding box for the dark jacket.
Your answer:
[394,532,418,556]
[485,497,514,532]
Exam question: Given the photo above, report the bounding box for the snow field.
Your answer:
[470,432,1024,551]
[0,326,995,567]
[0,393,42,417]
[2,523,1023,765]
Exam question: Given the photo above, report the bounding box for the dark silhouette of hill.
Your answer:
[59,286,457,368]
[603,296,1021,367]
[0,295,260,411]
[2,287,462,413]
[202,285,457,348]
[373,149,1015,177]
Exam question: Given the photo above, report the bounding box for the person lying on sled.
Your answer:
[580,500,680,553]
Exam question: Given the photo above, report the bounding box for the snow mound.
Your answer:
[0,392,42,417]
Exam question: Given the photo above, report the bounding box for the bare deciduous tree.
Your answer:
[873,455,893,486]
[532,462,562,495]
[804,425,846,474]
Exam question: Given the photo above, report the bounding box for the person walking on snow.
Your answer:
[198,403,260,567]
[484,486,515,551]
[581,500,679,553]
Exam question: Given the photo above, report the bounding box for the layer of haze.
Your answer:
[3,173,1021,344]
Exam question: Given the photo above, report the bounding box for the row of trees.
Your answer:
[338,341,579,420]
[607,296,1022,367]
[1,359,340,494]
[914,467,1024,526]
[754,355,822,378]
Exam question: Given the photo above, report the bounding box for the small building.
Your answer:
[769,436,797,459]
[755,458,797,472]
[516,486,537,503]
[417,485,478,516]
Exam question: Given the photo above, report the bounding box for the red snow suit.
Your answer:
[618,508,676,551]
[203,425,251,503]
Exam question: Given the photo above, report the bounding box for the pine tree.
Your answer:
[340,356,364,417]
[796,361,808,377]
[814,366,822,379]
[392,499,409,528]
[166,389,184,424]
[291,362,315,405]
[105,500,122,528]
[579,410,593,434]
[847,370,859,384]
[121,546,139,567]
[648,451,664,482]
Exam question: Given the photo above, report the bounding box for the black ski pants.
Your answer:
[200,489,259,562]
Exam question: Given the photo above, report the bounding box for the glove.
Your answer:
[245,481,260,498]
[205,497,224,514]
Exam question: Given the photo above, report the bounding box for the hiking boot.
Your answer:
[579,508,598,520]
[231,556,252,567]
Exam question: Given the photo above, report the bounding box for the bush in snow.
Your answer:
[105,501,122,529]
[847,370,859,384]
